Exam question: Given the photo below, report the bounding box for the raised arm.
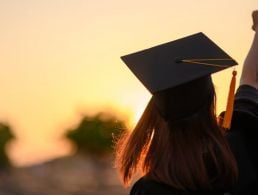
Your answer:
[240,11,258,89]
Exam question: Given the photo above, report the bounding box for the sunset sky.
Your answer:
[0,0,257,166]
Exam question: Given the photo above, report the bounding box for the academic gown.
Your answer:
[130,85,258,195]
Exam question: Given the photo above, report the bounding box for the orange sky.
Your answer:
[0,0,257,166]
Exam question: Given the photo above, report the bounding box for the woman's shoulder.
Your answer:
[130,177,182,195]
[130,177,226,195]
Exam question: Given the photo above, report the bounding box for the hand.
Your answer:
[252,10,258,31]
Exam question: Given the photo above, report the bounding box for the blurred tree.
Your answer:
[0,123,15,168]
[65,113,126,155]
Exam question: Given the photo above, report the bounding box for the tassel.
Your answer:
[222,70,237,130]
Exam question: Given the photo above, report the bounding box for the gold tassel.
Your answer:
[222,70,237,130]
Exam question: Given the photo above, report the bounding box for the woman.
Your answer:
[116,11,258,195]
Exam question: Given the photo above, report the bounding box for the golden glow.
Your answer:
[0,0,256,165]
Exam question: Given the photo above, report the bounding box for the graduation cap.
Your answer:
[121,32,238,129]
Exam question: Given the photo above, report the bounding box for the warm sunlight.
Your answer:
[0,0,257,166]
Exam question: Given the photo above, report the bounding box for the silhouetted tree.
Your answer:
[65,113,126,155]
[0,123,15,168]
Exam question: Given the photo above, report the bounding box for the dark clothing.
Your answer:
[130,85,258,195]
[131,177,227,195]
[227,85,258,194]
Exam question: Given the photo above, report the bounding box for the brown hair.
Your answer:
[115,83,238,191]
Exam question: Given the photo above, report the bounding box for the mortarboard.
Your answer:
[121,32,238,128]
[121,32,237,94]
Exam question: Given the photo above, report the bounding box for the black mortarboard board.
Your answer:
[121,32,238,94]
[121,32,238,123]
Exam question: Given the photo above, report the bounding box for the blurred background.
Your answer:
[0,0,257,194]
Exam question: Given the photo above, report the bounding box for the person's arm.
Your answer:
[240,11,258,89]
[231,11,258,178]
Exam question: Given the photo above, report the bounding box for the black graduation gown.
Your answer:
[226,85,258,194]
[130,85,258,195]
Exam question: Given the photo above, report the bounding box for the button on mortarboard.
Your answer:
[121,32,238,94]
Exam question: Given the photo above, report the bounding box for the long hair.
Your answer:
[115,81,238,191]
